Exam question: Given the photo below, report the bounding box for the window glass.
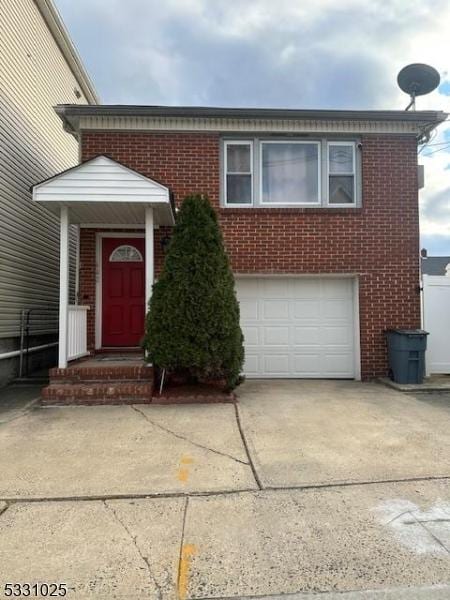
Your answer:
[109,245,143,262]
[329,145,354,174]
[226,143,252,205]
[226,174,252,204]
[261,143,319,204]
[227,144,251,172]
[329,176,354,204]
[328,143,355,205]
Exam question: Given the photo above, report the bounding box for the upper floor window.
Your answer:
[328,142,355,205]
[224,141,253,205]
[222,138,359,208]
[261,141,320,205]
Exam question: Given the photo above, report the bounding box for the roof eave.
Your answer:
[55,104,448,122]
[55,105,447,137]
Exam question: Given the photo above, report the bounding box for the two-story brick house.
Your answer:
[32,106,446,403]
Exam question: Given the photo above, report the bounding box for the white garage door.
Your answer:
[236,277,357,378]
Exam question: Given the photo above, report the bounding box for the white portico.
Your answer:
[32,155,175,368]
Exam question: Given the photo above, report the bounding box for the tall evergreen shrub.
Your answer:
[144,194,244,389]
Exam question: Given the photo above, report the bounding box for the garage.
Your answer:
[235,277,358,379]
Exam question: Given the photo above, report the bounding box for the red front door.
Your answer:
[102,237,145,347]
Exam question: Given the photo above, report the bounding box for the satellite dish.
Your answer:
[397,63,440,110]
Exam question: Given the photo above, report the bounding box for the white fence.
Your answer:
[68,305,89,361]
[422,275,450,375]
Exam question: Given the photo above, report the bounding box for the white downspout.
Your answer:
[145,206,154,311]
[58,206,70,368]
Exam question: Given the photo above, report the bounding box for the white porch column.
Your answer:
[145,206,154,310]
[58,206,70,368]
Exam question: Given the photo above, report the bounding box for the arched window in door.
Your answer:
[109,245,143,262]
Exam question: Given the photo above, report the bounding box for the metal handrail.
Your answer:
[19,308,58,376]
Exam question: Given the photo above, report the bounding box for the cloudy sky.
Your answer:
[56,0,450,254]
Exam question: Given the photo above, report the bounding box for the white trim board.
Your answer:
[77,115,429,135]
[80,224,150,229]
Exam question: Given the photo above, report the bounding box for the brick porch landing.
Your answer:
[41,354,153,405]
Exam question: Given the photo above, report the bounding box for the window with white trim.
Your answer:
[327,142,356,205]
[222,138,359,208]
[261,141,320,205]
[224,141,253,205]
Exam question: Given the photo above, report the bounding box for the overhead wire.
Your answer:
[421,143,450,157]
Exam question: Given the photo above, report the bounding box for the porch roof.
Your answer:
[32,155,175,226]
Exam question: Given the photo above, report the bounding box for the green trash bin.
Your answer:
[386,329,428,384]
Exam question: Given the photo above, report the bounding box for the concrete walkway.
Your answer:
[0,381,449,599]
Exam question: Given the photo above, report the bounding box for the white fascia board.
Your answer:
[76,115,428,135]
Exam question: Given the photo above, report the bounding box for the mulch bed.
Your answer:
[152,380,236,404]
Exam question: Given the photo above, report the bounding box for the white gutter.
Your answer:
[34,0,99,104]
[0,342,58,361]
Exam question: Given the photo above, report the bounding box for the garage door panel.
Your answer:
[263,300,289,319]
[263,354,291,375]
[322,326,352,345]
[322,353,354,376]
[322,278,353,297]
[261,279,291,298]
[263,326,290,345]
[291,355,322,377]
[291,279,321,297]
[242,326,259,345]
[321,299,352,320]
[242,354,260,376]
[293,326,321,345]
[236,279,260,297]
[236,277,356,379]
[292,300,321,320]
[239,298,259,320]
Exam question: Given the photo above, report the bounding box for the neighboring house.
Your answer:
[421,256,450,276]
[31,105,446,401]
[0,0,98,384]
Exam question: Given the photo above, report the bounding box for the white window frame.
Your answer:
[326,141,357,207]
[224,140,254,207]
[259,140,321,207]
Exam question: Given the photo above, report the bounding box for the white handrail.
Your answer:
[68,305,89,361]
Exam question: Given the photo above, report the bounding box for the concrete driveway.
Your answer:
[0,381,449,599]
[238,380,450,487]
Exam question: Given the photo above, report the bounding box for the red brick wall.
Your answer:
[80,131,421,378]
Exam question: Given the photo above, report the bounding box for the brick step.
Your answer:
[48,379,152,385]
[41,382,153,406]
[49,365,153,383]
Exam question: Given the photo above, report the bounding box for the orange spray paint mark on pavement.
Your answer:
[177,455,194,483]
[178,544,197,600]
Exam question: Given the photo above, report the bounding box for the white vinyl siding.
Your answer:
[0,0,90,338]
[33,156,173,226]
